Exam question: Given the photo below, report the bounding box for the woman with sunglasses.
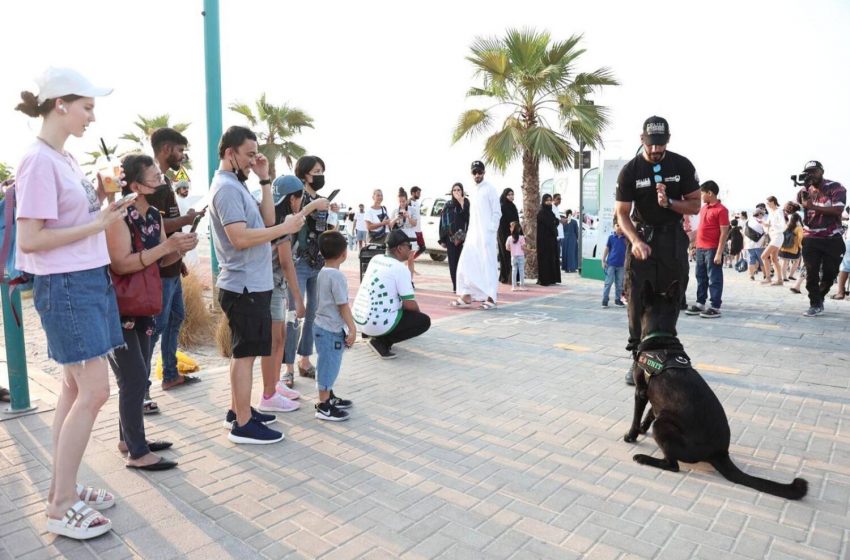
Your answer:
[105,154,198,471]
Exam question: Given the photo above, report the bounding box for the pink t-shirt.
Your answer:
[15,141,110,275]
[506,235,526,257]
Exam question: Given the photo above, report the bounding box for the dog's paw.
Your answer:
[633,453,651,464]
[624,432,638,443]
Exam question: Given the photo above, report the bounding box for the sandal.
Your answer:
[298,364,316,379]
[46,500,112,540]
[790,288,801,294]
[449,297,471,308]
[479,301,497,310]
[831,293,846,300]
[75,484,115,511]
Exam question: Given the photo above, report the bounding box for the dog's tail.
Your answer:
[709,453,808,500]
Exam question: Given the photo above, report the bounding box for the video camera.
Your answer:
[790,172,814,187]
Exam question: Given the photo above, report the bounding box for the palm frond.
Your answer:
[482,120,524,172]
[451,109,493,144]
[228,102,258,126]
[526,126,573,171]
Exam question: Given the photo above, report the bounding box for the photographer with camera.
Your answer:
[794,161,847,317]
[391,187,418,276]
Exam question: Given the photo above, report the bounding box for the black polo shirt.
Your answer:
[616,151,699,226]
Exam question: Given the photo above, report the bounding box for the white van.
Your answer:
[418,196,450,262]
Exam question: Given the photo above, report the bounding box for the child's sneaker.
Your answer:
[275,381,301,400]
[258,393,300,413]
[328,390,352,409]
[222,407,277,429]
[228,418,285,444]
[315,401,349,422]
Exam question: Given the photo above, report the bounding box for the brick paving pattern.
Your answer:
[1,252,848,559]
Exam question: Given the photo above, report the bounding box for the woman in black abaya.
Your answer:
[536,194,561,286]
[497,188,519,284]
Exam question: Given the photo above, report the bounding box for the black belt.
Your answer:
[636,221,683,243]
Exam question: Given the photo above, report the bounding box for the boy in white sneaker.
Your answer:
[313,231,356,421]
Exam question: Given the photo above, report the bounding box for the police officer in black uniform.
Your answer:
[615,117,701,385]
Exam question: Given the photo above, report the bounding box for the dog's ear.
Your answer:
[641,280,655,304]
[666,280,681,302]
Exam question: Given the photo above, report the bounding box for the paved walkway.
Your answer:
[1,255,849,559]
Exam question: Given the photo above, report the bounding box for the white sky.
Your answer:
[2,0,848,212]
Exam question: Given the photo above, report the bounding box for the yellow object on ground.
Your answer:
[155,351,201,379]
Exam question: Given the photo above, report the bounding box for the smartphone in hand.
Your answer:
[116,192,138,206]
[189,214,203,233]
[326,189,340,202]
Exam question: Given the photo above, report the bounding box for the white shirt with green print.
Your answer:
[353,254,415,336]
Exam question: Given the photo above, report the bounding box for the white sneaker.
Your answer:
[257,393,300,413]
[275,380,301,400]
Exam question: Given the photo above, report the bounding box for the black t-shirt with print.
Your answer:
[145,176,183,277]
[616,150,699,226]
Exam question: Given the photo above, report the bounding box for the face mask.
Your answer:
[230,156,248,183]
[310,175,325,190]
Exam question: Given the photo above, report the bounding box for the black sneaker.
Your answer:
[684,304,704,316]
[625,368,635,386]
[601,302,609,308]
[700,308,721,318]
[614,300,625,307]
[228,417,285,444]
[368,339,397,360]
[222,407,277,429]
[328,390,352,409]
[315,401,349,422]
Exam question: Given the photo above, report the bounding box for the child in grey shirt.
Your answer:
[313,231,357,421]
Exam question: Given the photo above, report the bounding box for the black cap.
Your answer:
[642,116,670,145]
[386,229,411,249]
[471,160,485,173]
[803,160,824,173]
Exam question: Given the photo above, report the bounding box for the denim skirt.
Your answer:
[32,266,124,365]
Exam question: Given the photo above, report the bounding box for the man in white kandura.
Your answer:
[451,160,501,310]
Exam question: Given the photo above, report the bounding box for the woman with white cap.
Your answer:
[15,68,130,539]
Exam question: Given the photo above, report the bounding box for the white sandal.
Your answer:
[76,484,115,510]
[46,500,112,540]
[449,297,471,308]
[479,301,497,310]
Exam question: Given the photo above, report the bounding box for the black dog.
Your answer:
[624,281,808,500]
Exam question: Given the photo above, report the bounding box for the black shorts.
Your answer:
[218,288,272,358]
[779,250,800,260]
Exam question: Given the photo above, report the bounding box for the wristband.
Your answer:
[259,179,271,186]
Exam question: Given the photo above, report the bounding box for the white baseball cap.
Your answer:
[35,67,112,104]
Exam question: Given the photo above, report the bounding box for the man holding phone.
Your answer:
[147,128,205,393]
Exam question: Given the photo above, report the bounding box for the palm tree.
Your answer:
[229,93,314,179]
[452,28,618,275]
[81,143,119,169]
[121,114,191,155]
[0,162,13,183]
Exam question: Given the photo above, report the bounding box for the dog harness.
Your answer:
[636,331,691,384]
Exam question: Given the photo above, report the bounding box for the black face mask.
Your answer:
[310,175,325,190]
[230,157,248,183]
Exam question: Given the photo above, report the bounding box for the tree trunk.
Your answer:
[521,150,540,279]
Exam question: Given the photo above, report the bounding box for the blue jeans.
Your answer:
[695,248,723,309]
[602,265,624,305]
[511,255,526,288]
[284,260,320,363]
[151,276,184,383]
[313,326,345,391]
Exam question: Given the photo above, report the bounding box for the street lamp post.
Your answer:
[203,0,222,280]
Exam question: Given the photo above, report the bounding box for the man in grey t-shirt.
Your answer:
[209,126,305,445]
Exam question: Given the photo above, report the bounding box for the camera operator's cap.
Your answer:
[272,175,304,205]
[643,116,670,145]
[471,160,486,173]
[35,67,112,104]
[386,229,411,249]
[803,160,824,173]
